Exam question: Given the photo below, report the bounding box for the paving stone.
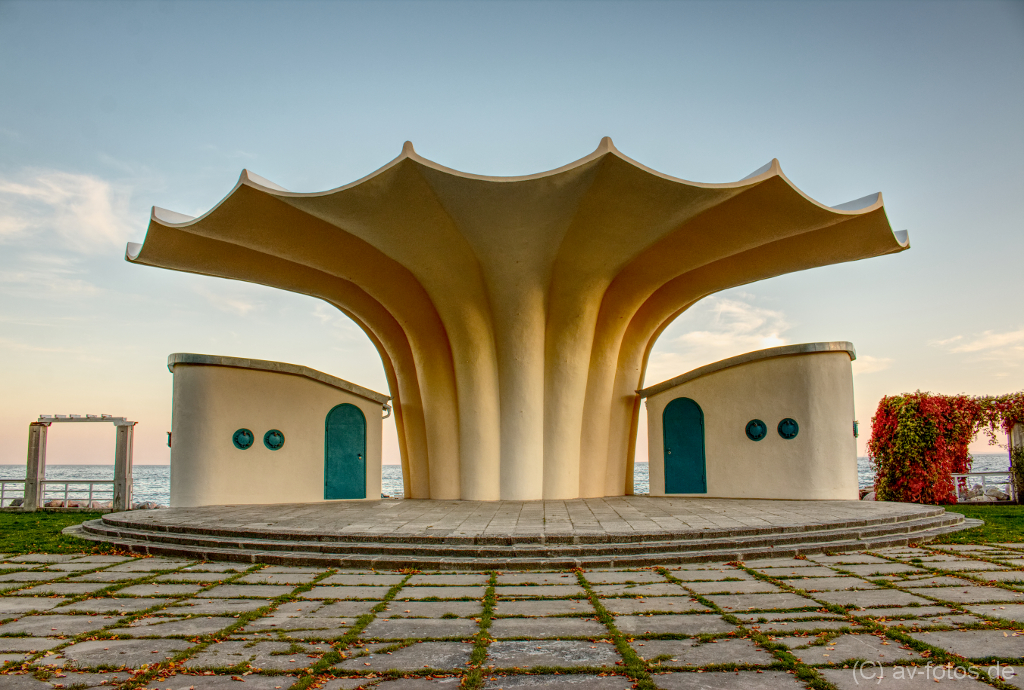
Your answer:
[665,570,753,582]
[910,629,1024,660]
[362,617,480,639]
[320,677,379,689]
[38,671,132,688]
[966,604,1024,622]
[281,627,351,640]
[704,592,817,611]
[686,580,784,595]
[44,563,106,572]
[0,613,124,636]
[17,582,112,596]
[651,671,807,689]
[613,614,735,636]
[493,585,584,598]
[70,555,137,563]
[379,600,483,618]
[486,639,620,668]
[320,573,406,586]
[156,675,298,690]
[592,583,687,598]
[107,558,195,572]
[0,637,63,651]
[0,597,68,614]
[583,571,667,584]
[818,666,994,688]
[302,585,391,600]
[366,678,462,690]
[156,571,235,583]
[856,606,958,619]
[786,577,879,591]
[167,598,268,614]
[116,583,206,597]
[901,575,974,586]
[878,614,984,629]
[203,584,294,598]
[335,641,473,671]
[70,570,151,582]
[407,573,489,585]
[116,615,237,636]
[743,558,820,568]
[974,571,1024,583]
[6,555,76,563]
[396,586,488,600]
[812,555,891,564]
[490,617,606,638]
[55,638,191,668]
[238,572,321,585]
[841,563,926,576]
[813,590,934,608]
[259,566,329,574]
[601,597,711,615]
[935,561,1009,572]
[786,633,926,664]
[733,612,843,623]
[631,637,774,666]
[184,640,329,670]
[315,601,379,617]
[754,567,840,578]
[482,675,632,689]
[0,571,63,582]
[179,563,247,573]
[497,572,580,585]
[493,599,594,617]
[0,652,29,664]
[0,676,50,690]
[906,585,1024,604]
[749,619,862,633]
[60,597,169,613]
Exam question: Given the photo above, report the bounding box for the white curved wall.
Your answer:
[645,350,858,500]
[170,363,384,507]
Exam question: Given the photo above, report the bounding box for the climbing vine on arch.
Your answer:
[868,391,1024,504]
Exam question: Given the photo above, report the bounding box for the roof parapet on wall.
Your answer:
[637,341,857,399]
[167,353,391,405]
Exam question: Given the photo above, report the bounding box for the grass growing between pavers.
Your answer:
[932,504,1024,544]
[0,512,115,554]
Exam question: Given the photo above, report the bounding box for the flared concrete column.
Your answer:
[23,422,49,512]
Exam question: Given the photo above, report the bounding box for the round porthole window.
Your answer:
[264,429,285,451]
[232,428,254,450]
[745,419,767,441]
[778,418,799,439]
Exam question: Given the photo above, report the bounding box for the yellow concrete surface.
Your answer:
[128,139,908,500]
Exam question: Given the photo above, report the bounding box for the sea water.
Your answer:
[1,452,1011,504]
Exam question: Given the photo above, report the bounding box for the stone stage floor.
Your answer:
[99,497,943,540]
[1,544,1023,689]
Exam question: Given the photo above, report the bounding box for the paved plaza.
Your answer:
[1,543,1023,689]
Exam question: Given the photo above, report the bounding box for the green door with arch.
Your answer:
[663,397,707,494]
[325,403,366,500]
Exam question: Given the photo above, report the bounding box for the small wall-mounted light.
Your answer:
[167,432,172,448]
[853,420,860,438]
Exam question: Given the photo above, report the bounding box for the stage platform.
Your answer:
[67,497,977,569]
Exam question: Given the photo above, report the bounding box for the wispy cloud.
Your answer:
[852,354,893,375]
[0,170,133,253]
[194,284,262,317]
[646,295,789,383]
[929,327,1024,376]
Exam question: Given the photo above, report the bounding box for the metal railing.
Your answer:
[39,480,114,508]
[953,471,1016,503]
[1,480,26,508]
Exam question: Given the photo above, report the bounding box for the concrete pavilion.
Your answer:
[126,138,908,502]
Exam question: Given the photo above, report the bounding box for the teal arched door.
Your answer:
[663,397,707,494]
[325,404,366,500]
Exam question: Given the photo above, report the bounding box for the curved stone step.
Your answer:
[65,511,973,570]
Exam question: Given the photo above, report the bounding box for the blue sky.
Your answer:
[0,0,1021,466]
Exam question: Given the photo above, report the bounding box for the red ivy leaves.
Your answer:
[868,391,1024,504]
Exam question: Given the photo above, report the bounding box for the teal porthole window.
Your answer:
[778,418,799,439]
[232,428,254,450]
[745,419,767,441]
[264,429,285,451]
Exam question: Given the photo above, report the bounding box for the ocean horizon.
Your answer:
[0,453,1012,505]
